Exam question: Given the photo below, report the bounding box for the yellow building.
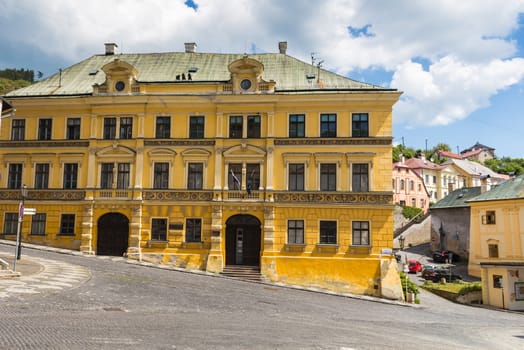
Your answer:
[1,42,402,299]
[468,174,524,310]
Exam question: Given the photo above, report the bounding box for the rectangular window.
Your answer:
[120,117,133,139]
[319,220,337,244]
[66,118,81,140]
[8,163,23,189]
[31,213,46,236]
[188,163,203,190]
[38,118,52,140]
[229,164,242,190]
[101,163,114,189]
[247,115,261,138]
[34,163,49,189]
[289,114,305,138]
[493,274,503,288]
[352,221,370,245]
[63,163,78,189]
[117,163,130,189]
[156,116,171,138]
[186,218,202,243]
[246,164,260,192]
[11,119,25,140]
[352,164,369,192]
[289,163,304,191]
[320,113,337,137]
[151,218,167,241]
[103,117,117,139]
[482,211,496,225]
[189,116,205,139]
[352,113,369,137]
[488,244,499,258]
[59,214,75,235]
[320,163,336,191]
[153,162,169,189]
[3,213,18,235]
[229,116,243,138]
[287,220,304,244]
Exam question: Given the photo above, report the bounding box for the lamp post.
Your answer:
[13,184,28,272]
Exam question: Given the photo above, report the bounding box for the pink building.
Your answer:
[393,159,430,212]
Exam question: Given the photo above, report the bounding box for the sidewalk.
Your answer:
[0,252,44,278]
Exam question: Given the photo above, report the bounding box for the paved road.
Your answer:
[0,243,523,350]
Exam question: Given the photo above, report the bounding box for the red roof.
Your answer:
[436,149,462,159]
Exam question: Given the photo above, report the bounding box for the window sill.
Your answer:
[348,245,371,254]
[316,244,338,253]
[58,233,75,237]
[146,240,168,248]
[284,243,306,252]
[181,242,204,249]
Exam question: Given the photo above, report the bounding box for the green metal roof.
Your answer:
[468,174,524,202]
[430,187,482,209]
[6,52,393,97]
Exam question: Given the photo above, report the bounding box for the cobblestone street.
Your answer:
[1,242,524,350]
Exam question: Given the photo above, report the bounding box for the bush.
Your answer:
[402,206,423,220]
[400,272,419,295]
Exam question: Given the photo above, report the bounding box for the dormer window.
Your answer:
[115,81,125,91]
[240,79,252,91]
[98,59,138,94]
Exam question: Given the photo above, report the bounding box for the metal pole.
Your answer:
[17,193,25,259]
[12,184,27,272]
[13,203,23,271]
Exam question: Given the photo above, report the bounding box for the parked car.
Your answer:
[424,268,462,282]
[407,259,423,273]
[421,264,440,279]
[432,250,460,263]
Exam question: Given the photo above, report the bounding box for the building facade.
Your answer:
[429,187,481,259]
[392,160,430,212]
[468,175,524,311]
[0,42,402,298]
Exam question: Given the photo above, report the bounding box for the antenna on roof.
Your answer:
[58,68,62,87]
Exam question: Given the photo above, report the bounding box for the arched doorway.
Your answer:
[225,214,261,266]
[97,213,129,256]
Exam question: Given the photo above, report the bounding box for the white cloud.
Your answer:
[393,56,524,126]
[1,0,524,131]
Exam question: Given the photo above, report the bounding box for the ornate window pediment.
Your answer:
[223,143,266,160]
[97,144,136,159]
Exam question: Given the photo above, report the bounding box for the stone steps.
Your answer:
[221,265,264,281]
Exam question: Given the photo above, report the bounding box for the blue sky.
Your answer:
[1,0,523,158]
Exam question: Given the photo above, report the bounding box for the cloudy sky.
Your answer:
[1,0,524,158]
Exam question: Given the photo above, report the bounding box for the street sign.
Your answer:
[23,208,36,216]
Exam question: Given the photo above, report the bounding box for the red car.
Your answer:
[407,259,423,273]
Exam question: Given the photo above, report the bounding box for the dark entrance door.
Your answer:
[226,215,261,266]
[97,213,129,256]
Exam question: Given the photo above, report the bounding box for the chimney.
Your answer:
[105,43,118,55]
[278,41,287,54]
[185,42,197,53]
[480,174,491,193]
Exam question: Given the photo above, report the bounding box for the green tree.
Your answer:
[393,144,416,162]
[0,78,31,95]
[484,157,524,176]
